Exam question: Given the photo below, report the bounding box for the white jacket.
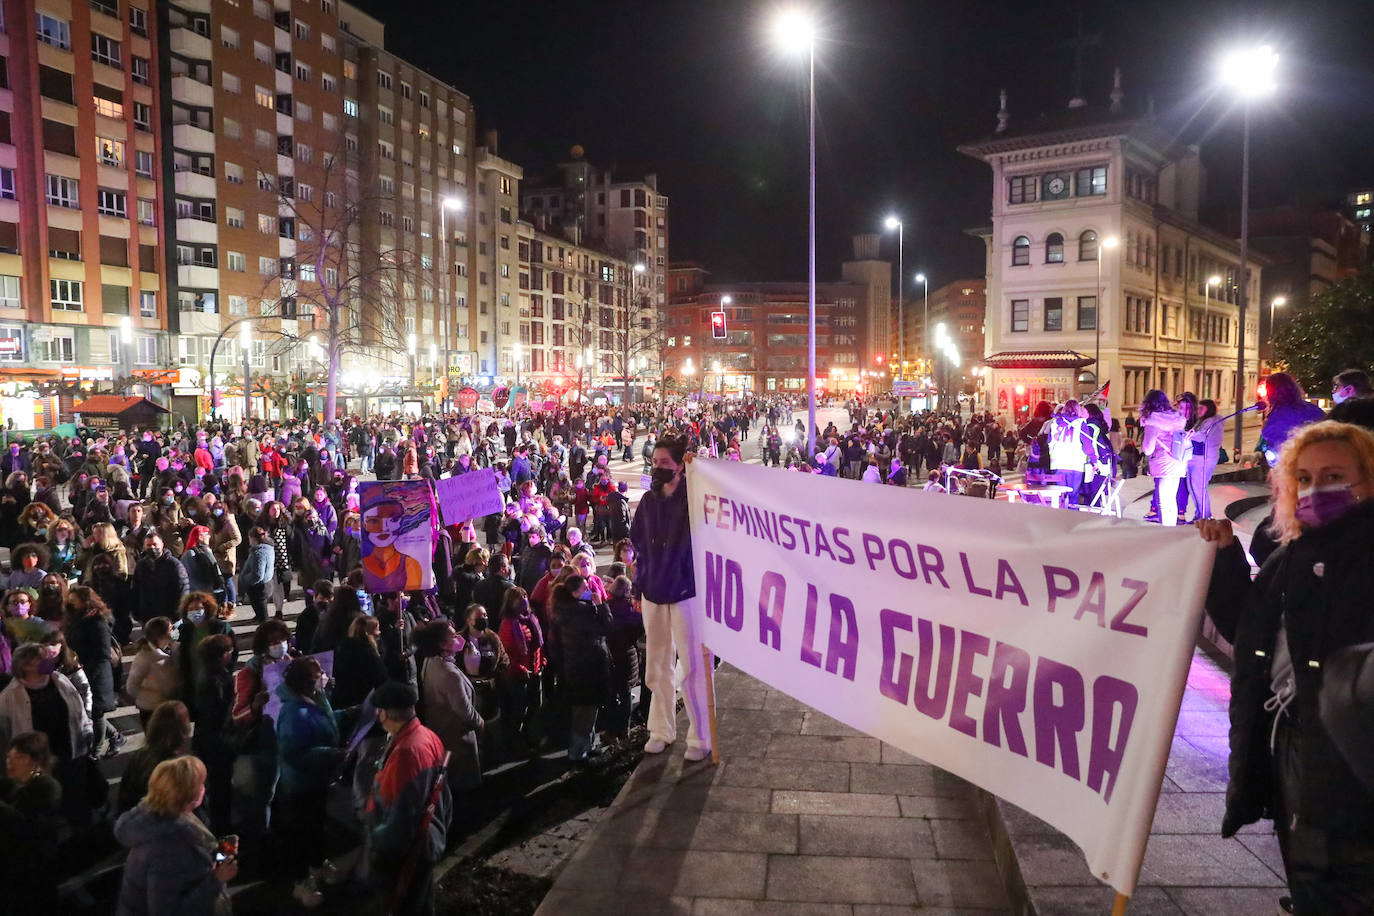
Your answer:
[0,671,94,757]
[125,644,183,713]
[1142,409,1187,478]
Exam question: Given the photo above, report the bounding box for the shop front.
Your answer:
[983,350,1095,422]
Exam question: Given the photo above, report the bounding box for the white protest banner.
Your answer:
[435,468,505,524]
[687,459,1213,896]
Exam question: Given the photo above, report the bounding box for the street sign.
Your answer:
[0,338,19,354]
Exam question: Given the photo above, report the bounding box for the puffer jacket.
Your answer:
[1205,502,1374,838]
[114,804,228,915]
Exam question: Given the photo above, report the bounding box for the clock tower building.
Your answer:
[959,78,1266,431]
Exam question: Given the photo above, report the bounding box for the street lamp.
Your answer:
[118,316,133,393]
[513,341,523,387]
[1219,43,1278,453]
[407,332,417,389]
[240,321,252,421]
[914,272,928,372]
[774,8,818,453]
[713,359,723,400]
[439,196,464,411]
[1094,235,1119,394]
[1203,274,1222,397]
[884,216,903,387]
[1269,295,1287,352]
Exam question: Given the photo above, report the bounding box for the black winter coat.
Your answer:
[67,614,117,716]
[1206,505,1374,839]
[552,594,612,707]
[133,549,189,623]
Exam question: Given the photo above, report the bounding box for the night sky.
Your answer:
[353,0,1374,288]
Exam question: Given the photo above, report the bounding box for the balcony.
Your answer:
[174,169,216,198]
[171,75,213,108]
[177,264,219,290]
[169,27,211,61]
[172,122,214,153]
[174,217,218,245]
[178,307,221,337]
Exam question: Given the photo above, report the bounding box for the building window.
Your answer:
[1011,299,1029,332]
[1008,175,1038,204]
[93,90,124,119]
[1043,297,1063,331]
[1011,236,1030,266]
[91,33,122,68]
[377,70,392,90]
[96,188,127,217]
[0,279,20,312]
[257,214,275,234]
[134,150,154,177]
[1077,295,1098,330]
[132,101,151,131]
[1045,232,1064,263]
[228,295,247,315]
[50,279,83,312]
[0,169,15,201]
[1078,230,1099,261]
[135,336,156,365]
[131,57,149,85]
[45,175,79,208]
[36,13,71,49]
[226,251,245,272]
[225,206,244,228]
[96,137,125,167]
[139,291,156,317]
[37,332,75,362]
[137,198,155,225]
[1075,166,1107,197]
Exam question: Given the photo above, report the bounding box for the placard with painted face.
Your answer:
[358,479,436,594]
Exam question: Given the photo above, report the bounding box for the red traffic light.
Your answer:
[710,311,727,339]
[1256,380,1267,400]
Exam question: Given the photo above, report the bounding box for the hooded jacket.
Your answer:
[114,804,228,916]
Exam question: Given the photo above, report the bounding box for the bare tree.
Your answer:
[248,139,436,425]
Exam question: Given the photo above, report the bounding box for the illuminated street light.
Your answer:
[1218,43,1278,453]
[772,7,819,452]
[883,215,904,392]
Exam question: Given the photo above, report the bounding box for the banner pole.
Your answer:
[1111,893,1129,915]
[701,645,720,764]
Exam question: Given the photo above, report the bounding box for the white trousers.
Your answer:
[642,596,712,750]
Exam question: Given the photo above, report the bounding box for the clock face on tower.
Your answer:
[1044,173,1069,199]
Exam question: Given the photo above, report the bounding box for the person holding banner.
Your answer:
[630,434,712,761]
[1199,420,1374,915]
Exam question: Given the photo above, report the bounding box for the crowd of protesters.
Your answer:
[0,365,1372,914]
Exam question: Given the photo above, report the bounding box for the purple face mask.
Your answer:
[1295,483,1360,528]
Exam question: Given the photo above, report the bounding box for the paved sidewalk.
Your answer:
[989,648,1287,915]
[538,665,1011,914]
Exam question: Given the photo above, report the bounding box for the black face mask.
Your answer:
[650,467,676,489]
[473,617,489,632]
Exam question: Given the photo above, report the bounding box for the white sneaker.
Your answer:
[293,877,325,909]
[684,746,712,762]
[643,738,670,754]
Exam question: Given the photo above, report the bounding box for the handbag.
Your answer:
[1318,641,1374,794]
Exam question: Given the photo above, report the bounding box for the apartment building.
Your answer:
[960,89,1265,422]
[339,2,476,392]
[0,0,168,426]
[515,221,645,398]
[665,234,889,397]
[471,137,522,380]
[521,149,667,316]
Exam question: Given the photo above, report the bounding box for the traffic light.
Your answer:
[1256,379,1267,401]
[875,354,884,364]
[710,311,727,339]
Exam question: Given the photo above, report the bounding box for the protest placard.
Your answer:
[358,479,436,593]
[435,467,504,524]
[687,459,1213,897]
[263,650,334,724]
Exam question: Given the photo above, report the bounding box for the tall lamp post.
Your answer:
[1220,43,1278,453]
[513,341,523,387]
[775,10,817,453]
[240,321,252,421]
[1094,234,1120,390]
[119,317,133,393]
[884,216,903,384]
[914,272,928,378]
[407,332,417,392]
[1269,296,1286,359]
[439,196,463,411]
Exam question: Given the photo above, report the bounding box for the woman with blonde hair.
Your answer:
[1199,420,1374,913]
[115,754,235,914]
[82,521,129,576]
